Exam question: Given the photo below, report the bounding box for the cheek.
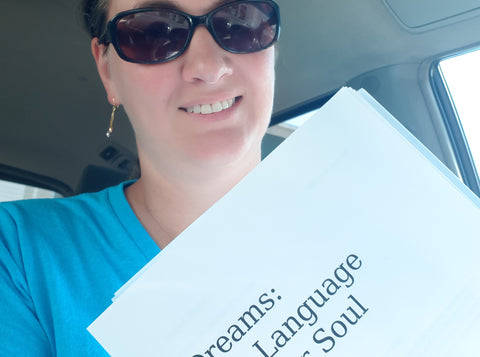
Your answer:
[243,50,276,120]
[250,49,276,85]
[110,58,179,107]
[251,50,275,97]
[109,59,183,131]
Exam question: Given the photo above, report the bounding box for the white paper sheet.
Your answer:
[88,87,480,357]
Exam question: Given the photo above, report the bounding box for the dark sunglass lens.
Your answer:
[116,10,190,63]
[212,2,278,53]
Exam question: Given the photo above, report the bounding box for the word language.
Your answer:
[252,254,367,356]
[193,254,367,356]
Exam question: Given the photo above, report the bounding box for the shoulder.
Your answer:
[0,181,131,229]
[0,182,135,255]
[0,179,157,277]
[1,187,108,230]
[0,181,144,355]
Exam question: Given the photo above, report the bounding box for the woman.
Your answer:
[0,0,280,354]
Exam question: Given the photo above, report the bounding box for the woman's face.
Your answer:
[93,0,276,179]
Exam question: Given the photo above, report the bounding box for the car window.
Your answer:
[435,48,480,195]
[0,180,61,202]
[267,109,321,141]
[282,110,320,130]
[439,48,480,175]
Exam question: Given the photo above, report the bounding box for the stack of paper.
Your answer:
[89,88,480,356]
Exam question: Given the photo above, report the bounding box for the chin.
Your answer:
[186,131,262,170]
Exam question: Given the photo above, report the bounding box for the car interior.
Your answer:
[2,0,480,198]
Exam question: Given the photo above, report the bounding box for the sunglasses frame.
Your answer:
[99,0,281,64]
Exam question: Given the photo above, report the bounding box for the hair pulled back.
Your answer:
[81,0,110,38]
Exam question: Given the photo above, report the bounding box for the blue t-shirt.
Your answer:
[0,182,160,356]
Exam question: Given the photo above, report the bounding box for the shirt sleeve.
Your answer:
[0,206,51,356]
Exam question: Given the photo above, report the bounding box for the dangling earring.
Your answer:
[106,100,118,138]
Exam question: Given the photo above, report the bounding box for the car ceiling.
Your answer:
[2,0,480,195]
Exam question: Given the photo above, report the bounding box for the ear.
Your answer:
[91,38,119,105]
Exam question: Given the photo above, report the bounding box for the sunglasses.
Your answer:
[99,0,280,64]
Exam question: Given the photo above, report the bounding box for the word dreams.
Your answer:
[193,289,282,357]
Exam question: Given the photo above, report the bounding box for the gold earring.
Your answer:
[106,101,118,138]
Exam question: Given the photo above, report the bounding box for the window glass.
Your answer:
[439,48,480,174]
[267,109,321,141]
[0,180,61,202]
[282,110,320,129]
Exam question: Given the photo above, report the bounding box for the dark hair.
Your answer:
[81,0,110,38]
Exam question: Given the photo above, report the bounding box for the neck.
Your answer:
[125,153,260,249]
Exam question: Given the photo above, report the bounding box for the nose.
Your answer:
[181,27,233,84]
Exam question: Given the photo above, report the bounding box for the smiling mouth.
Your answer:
[181,97,240,115]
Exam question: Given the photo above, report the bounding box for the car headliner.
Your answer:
[2,0,480,195]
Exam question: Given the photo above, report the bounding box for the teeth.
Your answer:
[212,102,222,113]
[186,98,236,115]
[201,104,212,114]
